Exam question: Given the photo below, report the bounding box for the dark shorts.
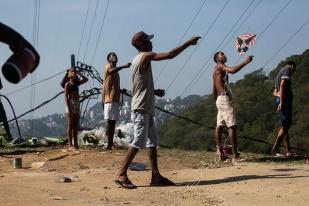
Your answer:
[274,97,292,128]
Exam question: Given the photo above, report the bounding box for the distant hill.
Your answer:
[158,50,309,153]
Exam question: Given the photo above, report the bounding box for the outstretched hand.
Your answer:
[246,55,254,63]
[124,63,132,68]
[188,36,201,45]
[277,103,282,112]
[121,88,127,94]
[154,89,165,97]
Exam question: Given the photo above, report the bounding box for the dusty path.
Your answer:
[0,148,308,206]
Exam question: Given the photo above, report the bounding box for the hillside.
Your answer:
[158,50,309,154]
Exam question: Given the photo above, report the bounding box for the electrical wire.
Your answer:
[77,0,91,60]
[181,0,292,95]
[82,0,100,62]
[219,0,262,50]
[155,0,208,83]
[165,0,230,91]
[232,0,292,65]
[263,18,309,72]
[90,0,110,65]
[180,0,256,95]
[5,71,66,96]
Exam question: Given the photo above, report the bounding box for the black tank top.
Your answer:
[68,83,79,93]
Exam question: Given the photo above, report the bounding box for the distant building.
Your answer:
[164,103,175,112]
[90,110,94,120]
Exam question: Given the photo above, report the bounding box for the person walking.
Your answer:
[115,31,200,189]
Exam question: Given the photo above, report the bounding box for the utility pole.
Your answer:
[71,54,76,68]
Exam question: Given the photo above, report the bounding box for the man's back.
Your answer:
[275,67,293,99]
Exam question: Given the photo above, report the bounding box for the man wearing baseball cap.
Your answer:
[115,31,200,189]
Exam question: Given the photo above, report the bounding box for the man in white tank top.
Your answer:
[115,31,200,189]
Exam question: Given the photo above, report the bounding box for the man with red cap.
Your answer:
[115,31,200,189]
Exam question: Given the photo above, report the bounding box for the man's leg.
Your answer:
[66,114,73,148]
[106,120,116,149]
[148,147,161,181]
[284,105,293,154]
[116,146,139,187]
[0,102,12,141]
[116,112,145,188]
[229,125,238,159]
[72,114,79,149]
[283,132,291,153]
[215,126,226,159]
[272,127,286,154]
[148,146,174,186]
[2,120,12,141]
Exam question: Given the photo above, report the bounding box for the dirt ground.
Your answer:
[0,147,308,206]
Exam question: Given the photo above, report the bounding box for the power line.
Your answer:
[180,0,256,96]
[83,0,100,62]
[232,0,292,65]
[165,0,230,91]
[263,18,309,72]
[90,0,110,65]
[258,0,292,40]
[5,91,64,124]
[5,71,66,96]
[77,0,100,117]
[30,0,41,132]
[155,0,208,83]
[77,0,91,60]
[220,0,262,51]
[182,0,292,95]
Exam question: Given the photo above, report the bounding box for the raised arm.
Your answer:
[77,70,88,85]
[221,56,253,74]
[140,36,200,73]
[107,63,131,74]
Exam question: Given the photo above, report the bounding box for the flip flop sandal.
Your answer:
[150,177,175,187]
[115,179,137,189]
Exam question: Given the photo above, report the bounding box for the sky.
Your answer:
[0,0,308,119]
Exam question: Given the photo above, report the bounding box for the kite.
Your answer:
[235,33,256,55]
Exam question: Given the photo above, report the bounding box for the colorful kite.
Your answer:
[235,33,256,55]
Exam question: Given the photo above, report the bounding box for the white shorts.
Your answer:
[130,111,158,149]
[104,102,119,120]
[216,95,237,127]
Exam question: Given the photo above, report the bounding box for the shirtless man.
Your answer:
[213,51,253,161]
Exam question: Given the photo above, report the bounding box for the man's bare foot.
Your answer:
[271,149,284,157]
[217,154,228,161]
[286,150,297,157]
